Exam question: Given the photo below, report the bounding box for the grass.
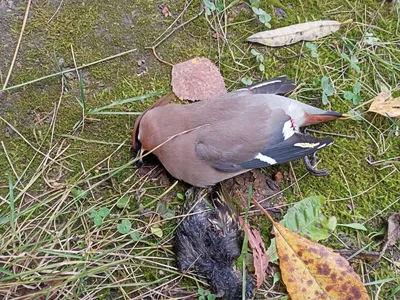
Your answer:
[0,0,399,299]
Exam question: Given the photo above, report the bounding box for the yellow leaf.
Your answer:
[274,222,370,300]
[368,92,400,118]
[151,226,163,238]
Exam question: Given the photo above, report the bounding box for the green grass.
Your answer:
[0,0,399,299]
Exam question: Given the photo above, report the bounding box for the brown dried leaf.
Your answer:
[387,212,400,246]
[274,222,370,300]
[368,92,400,118]
[171,57,227,101]
[247,20,345,47]
[239,216,269,288]
[380,212,400,256]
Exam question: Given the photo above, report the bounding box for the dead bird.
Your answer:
[175,186,255,299]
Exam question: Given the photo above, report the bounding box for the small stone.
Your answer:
[274,7,287,19]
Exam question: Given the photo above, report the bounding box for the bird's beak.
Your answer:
[135,149,144,168]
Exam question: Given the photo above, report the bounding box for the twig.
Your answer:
[145,8,204,67]
[2,0,32,89]
[47,0,64,23]
[0,49,137,92]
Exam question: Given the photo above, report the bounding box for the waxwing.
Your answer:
[132,76,348,187]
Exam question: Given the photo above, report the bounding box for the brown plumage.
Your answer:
[133,76,348,187]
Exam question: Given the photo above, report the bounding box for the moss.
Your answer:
[1,0,399,298]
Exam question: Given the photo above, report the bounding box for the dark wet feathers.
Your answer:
[175,187,254,299]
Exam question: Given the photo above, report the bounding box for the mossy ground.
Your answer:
[0,0,399,299]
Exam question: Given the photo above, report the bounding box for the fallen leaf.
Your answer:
[380,212,400,256]
[280,196,337,241]
[151,225,163,238]
[171,57,227,101]
[368,92,400,118]
[274,222,370,300]
[239,216,269,288]
[386,212,400,246]
[274,171,283,183]
[247,20,349,47]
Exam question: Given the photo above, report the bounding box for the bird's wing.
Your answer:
[235,134,334,170]
[195,106,334,172]
[238,75,297,95]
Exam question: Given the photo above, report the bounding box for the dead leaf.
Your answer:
[386,212,400,246]
[274,222,370,300]
[171,57,227,101]
[247,20,349,47]
[380,212,400,256]
[239,216,269,288]
[368,92,400,118]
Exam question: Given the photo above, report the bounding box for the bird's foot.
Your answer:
[303,153,330,177]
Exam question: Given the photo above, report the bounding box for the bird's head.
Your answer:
[132,93,175,167]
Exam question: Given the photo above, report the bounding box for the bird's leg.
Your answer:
[303,152,330,177]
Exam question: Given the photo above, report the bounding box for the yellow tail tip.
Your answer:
[341,113,353,118]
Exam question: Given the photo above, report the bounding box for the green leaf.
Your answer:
[322,93,328,105]
[203,0,215,10]
[249,0,260,7]
[321,76,334,96]
[353,82,361,95]
[117,195,130,208]
[250,49,260,56]
[208,294,216,300]
[272,271,281,285]
[312,77,320,87]
[351,63,361,74]
[280,196,337,241]
[306,42,318,51]
[90,209,98,218]
[350,55,358,64]
[311,51,319,58]
[258,10,271,27]
[198,288,205,296]
[156,200,174,219]
[215,0,224,12]
[338,223,367,231]
[252,7,260,14]
[259,64,265,72]
[161,208,175,219]
[352,94,361,105]
[241,77,253,86]
[93,215,103,227]
[266,238,278,263]
[343,91,354,100]
[71,188,87,199]
[98,207,110,217]
[117,219,132,234]
[130,231,141,241]
[176,192,185,200]
[151,226,163,238]
[341,52,350,61]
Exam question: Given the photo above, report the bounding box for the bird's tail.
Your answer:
[209,184,240,235]
[242,75,297,96]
